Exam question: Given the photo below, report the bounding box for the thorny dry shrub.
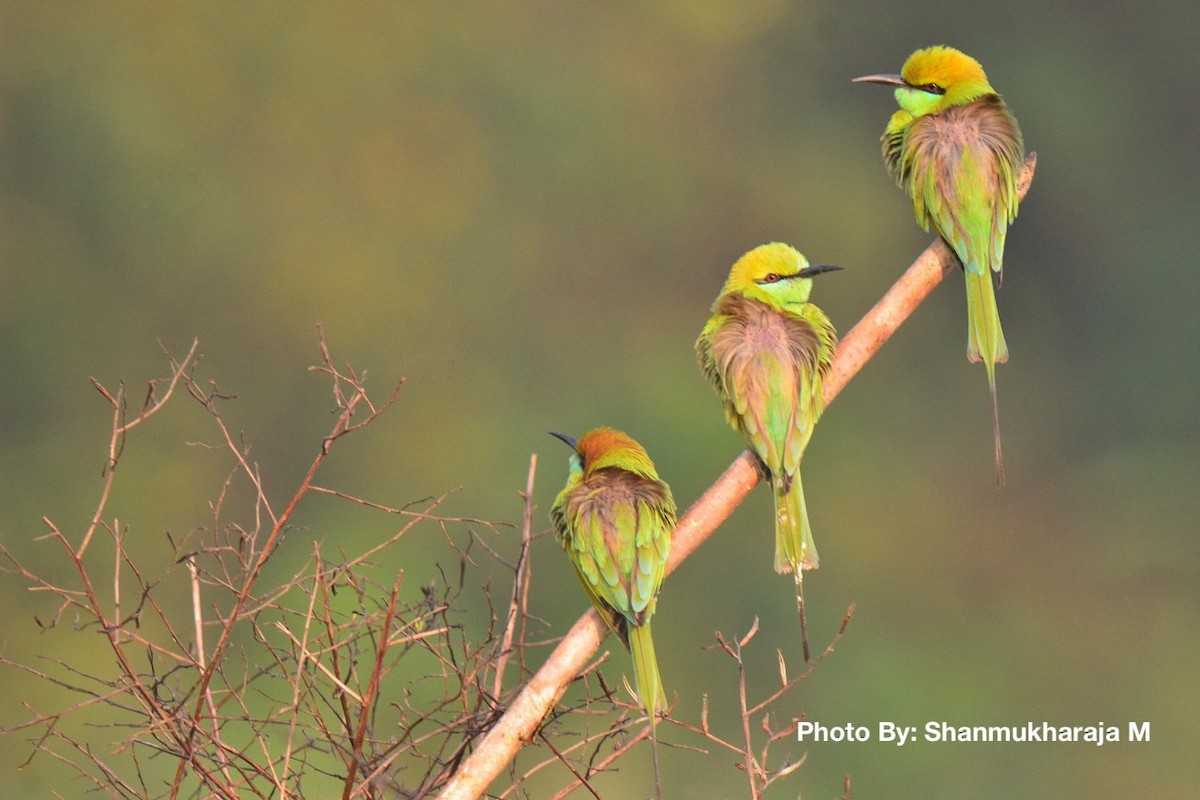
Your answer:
[0,331,849,800]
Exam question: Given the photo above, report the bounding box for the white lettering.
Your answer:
[878,721,915,746]
[796,722,870,742]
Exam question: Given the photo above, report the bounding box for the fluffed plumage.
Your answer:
[855,45,1024,485]
[696,243,839,578]
[549,427,675,723]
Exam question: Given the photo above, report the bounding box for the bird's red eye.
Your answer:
[763,273,780,283]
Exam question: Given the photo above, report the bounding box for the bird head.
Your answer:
[720,242,841,309]
[549,428,659,479]
[853,45,995,117]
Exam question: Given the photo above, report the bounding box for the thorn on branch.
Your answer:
[738,616,760,649]
[90,377,119,408]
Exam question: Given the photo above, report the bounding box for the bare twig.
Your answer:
[647,604,853,795]
[543,724,653,800]
[713,619,764,799]
[492,454,537,700]
[749,603,855,716]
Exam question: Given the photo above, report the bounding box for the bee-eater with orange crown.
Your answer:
[855,45,1024,485]
[696,243,840,585]
[549,427,675,723]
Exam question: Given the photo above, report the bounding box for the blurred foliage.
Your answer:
[1,2,1197,797]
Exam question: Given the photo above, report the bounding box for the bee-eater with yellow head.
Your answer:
[696,243,840,581]
[855,45,1024,485]
[549,427,675,723]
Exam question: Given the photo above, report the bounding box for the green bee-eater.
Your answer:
[696,243,840,580]
[549,427,675,723]
[854,45,1025,485]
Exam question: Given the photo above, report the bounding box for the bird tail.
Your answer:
[628,621,666,724]
[965,269,1008,487]
[773,473,818,574]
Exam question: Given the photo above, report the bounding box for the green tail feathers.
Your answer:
[964,269,1008,370]
[773,474,818,574]
[628,621,666,722]
[964,269,1008,486]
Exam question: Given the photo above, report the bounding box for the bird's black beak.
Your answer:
[548,431,578,449]
[852,73,908,88]
[795,264,844,279]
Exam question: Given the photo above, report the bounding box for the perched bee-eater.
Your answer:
[696,243,840,580]
[549,427,675,723]
[854,45,1024,485]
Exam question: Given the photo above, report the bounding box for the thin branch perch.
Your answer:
[437,153,1037,800]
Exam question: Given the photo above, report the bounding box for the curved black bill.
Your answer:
[795,263,844,279]
[852,73,907,87]
[548,431,578,449]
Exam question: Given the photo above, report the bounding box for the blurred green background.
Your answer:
[1,2,1197,798]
